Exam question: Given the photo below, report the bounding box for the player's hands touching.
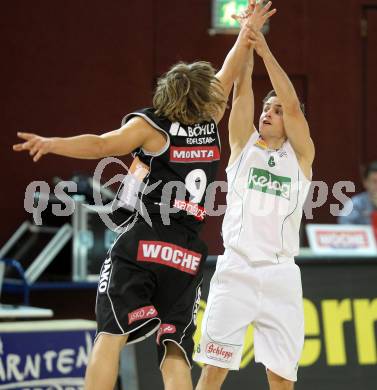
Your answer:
[13,132,53,162]
[232,1,276,31]
[232,0,256,28]
[249,28,271,58]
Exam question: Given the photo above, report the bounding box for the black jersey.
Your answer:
[113,108,221,232]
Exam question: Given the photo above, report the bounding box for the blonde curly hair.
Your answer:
[153,61,226,125]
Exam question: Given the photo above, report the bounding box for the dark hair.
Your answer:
[363,161,377,179]
[262,90,306,115]
[153,61,226,125]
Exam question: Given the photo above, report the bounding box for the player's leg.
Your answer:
[254,261,304,387]
[194,250,258,389]
[157,273,203,390]
[161,342,193,390]
[85,333,128,390]
[267,369,294,390]
[195,365,229,390]
[152,224,207,390]
[89,221,160,389]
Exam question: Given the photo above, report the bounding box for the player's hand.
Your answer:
[232,0,256,28]
[13,132,53,162]
[232,1,276,31]
[249,28,271,58]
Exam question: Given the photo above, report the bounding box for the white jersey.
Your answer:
[222,131,311,263]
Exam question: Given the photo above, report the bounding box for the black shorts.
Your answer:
[95,216,207,368]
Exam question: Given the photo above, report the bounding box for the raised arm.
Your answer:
[214,1,276,124]
[227,2,277,165]
[250,29,315,176]
[228,50,255,166]
[13,117,165,162]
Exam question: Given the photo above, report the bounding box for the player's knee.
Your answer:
[161,342,189,374]
[200,364,228,386]
[94,333,128,354]
[267,370,294,390]
[165,342,186,359]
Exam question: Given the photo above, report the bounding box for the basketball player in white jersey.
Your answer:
[194,13,315,390]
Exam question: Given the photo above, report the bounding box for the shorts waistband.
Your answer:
[222,248,295,266]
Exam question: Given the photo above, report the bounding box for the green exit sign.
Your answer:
[211,0,269,34]
[213,0,249,29]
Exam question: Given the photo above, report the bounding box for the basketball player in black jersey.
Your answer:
[13,3,275,389]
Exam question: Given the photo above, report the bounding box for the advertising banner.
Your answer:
[0,321,96,389]
[306,224,377,256]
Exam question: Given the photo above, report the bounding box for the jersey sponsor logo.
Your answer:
[98,258,112,293]
[156,323,177,345]
[170,146,220,163]
[186,136,216,145]
[205,342,234,362]
[128,305,158,325]
[173,199,206,221]
[137,240,202,275]
[248,167,291,199]
[169,122,188,136]
[187,123,216,137]
[169,122,216,138]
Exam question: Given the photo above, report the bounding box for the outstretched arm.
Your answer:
[250,29,315,175]
[13,117,164,162]
[228,49,255,166]
[227,1,277,165]
[214,1,276,124]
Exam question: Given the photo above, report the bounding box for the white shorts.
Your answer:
[194,249,304,382]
